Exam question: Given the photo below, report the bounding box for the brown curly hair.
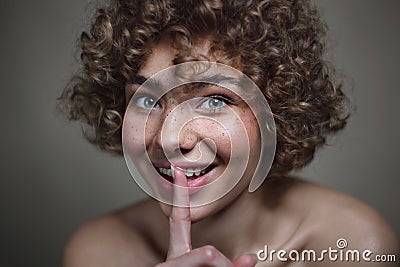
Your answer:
[58,0,349,174]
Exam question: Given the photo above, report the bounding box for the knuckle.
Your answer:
[201,245,219,261]
[169,214,190,224]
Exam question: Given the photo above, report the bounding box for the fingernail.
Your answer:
[171,164,175,179]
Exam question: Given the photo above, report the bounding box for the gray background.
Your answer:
[0,0,399,266]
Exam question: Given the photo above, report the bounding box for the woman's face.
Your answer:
[124,39,261,222]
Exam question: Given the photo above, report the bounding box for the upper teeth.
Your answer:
[158,167,206,178]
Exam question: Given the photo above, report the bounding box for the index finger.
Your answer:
[167,166,192,259]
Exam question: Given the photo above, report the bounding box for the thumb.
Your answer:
[232,254,258,267]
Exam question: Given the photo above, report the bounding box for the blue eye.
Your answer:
[135,96,159,109]
[200,96,229,109]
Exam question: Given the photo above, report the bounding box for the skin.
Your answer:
[63,38,400,266]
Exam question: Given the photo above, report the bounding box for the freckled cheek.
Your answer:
[198,121,232,156]
[123,112,160,149]
[143,117,162,145]
[242,114,261,153]
[122,119,145,157]
[221,110,261,156]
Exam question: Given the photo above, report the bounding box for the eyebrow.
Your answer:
[132,74,164,92]
[132,74,148,85]
[132,73,243,94]
[200,74,240,86]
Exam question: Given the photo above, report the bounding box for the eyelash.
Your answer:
[205,94,234,104]
[133,94,160,108]
[196,94,235,111]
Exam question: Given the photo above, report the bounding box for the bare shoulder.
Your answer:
[286,178,400,264]
[62,199,168,267]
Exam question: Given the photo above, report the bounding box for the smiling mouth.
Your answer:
[155,165,216,183]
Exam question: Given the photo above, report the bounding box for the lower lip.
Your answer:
[157,167,216,194]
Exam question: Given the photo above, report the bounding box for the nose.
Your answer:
[154,106,199,157]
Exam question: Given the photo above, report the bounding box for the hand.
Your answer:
[155,167,257,267]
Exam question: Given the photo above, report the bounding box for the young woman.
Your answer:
[59,0,399,266]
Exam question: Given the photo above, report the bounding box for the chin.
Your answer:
[189,203,223,223]
[158,182,248,224]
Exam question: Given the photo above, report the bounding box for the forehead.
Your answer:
[138,37,214,78]
[132,37,254,101]
[138,41,176,78]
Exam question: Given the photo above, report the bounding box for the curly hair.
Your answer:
[58,0,349,174]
